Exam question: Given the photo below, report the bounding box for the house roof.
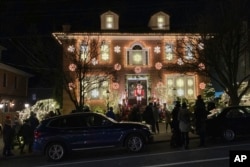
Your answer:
[0,63,33,77]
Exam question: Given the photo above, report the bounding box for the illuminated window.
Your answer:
[185,44,193,60]
[80,42,88,60]
[166,76,195,98]
[165,43,174,60]
[101,43,110,61]
[106,15,114,29]
[127,45,148,65]
[83,77,109,100]
[157,15,165,29]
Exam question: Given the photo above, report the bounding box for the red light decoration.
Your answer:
[114,63,121,71]
[134,66,141,73]
[155,62,162,70]
[112,82,119,89]
[69,63,77,71]
[199,82,206,89]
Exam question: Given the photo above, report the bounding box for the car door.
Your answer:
[225,108,247,134]
[56,115,89,150]
[85,114,123,148]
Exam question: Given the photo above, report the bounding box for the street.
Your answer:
[1,136,250,167]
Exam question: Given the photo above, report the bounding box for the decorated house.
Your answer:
[53,11,209,114]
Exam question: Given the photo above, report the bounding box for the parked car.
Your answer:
[205,106,250,141]
[33,112,154,161]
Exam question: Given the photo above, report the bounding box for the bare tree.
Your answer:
[63,36,113,112]
[176,0,250,106]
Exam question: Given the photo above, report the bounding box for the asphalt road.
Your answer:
[1,137,250,167]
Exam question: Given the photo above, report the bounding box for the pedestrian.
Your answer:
[12,115,22,148]
[106,107,116,120]
[18,119,33,154]
[2,117,15,157]
[178,102,191,149]
[129,104,141,122]
[143,102,155,133]
[153,102,160,134]
[170,101,182,148]
[194,95,208,147]
[28,111,39,152]
[163,103,171,133]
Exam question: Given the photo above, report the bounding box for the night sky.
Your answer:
[0,0,248,89]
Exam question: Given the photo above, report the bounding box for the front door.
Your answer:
[127,79,147,106]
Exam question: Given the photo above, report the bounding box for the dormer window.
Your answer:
[101,11,119,30]
[157,15,165,29]
[106,15,114,29]
[148,11,170,31]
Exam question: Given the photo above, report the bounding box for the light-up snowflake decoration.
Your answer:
[154,46,161,54]
[177,58,184,65]
[68,63,77,71]
[114,45,121,53]
[67,45,75,53]
[91,89,99,98]
[91,58,98,65]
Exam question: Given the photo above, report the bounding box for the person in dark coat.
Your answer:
[178,102,191,149]
[28,112,39,152]
[129,104,141,122]
[19,119,34,154]
[194,95,208,147]
[106,107,116,120]
[2,118,15,156]
[170,101,182,147]
[143,102,155,133]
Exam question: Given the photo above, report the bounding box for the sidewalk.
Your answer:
[0,122,199,158]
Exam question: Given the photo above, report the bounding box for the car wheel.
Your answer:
[125,134,144,152]
[46,143,65,161]
[222,129,235,141]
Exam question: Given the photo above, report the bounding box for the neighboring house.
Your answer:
[53,11,210,114]
[0,62,32,124]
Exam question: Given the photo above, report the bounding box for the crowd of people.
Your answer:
[0,110,60,157]
[116,95,213,150]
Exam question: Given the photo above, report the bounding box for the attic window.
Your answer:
[157,15,165,29]
[106,15,114,29]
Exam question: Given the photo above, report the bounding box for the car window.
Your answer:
[87,115,111,127]
[49,115,88,128]
[226,109,244,118]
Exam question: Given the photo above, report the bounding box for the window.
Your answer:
[106,15,114,29]
[14,76,18,89]
[127,45,148,65]
[3,73,7,87]
[166,75,195,99]
[84,78,109,100]
[100,43,110,61]
[49,115,87,128]
[80,42,89,60]
[185,44,193,60]
[157,15,165,29]
[165,43,174,60]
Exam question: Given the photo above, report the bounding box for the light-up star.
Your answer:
[114,45,121,53]
[154,46,161,54]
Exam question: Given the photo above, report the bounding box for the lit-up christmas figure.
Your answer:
[134,81,144,104]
